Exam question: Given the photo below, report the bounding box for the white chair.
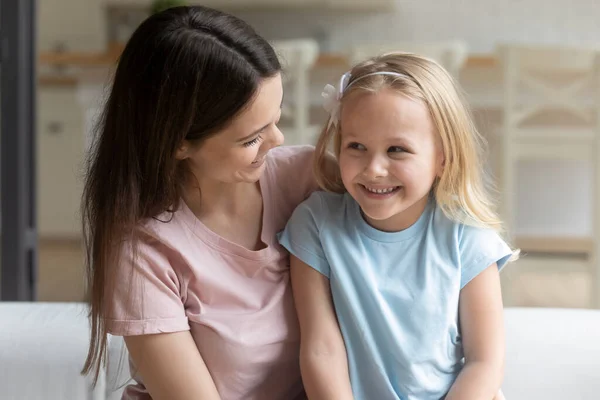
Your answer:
[271,39,321,145]
[497,44,600,308]
[347,41,469,78]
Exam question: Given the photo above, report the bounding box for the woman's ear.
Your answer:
[175,140,191,160]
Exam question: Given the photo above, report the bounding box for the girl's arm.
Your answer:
[124,331,221,400]
[445,263,505,400]
[290,255,354,400]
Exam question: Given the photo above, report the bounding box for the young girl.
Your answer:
[278,53,517,400]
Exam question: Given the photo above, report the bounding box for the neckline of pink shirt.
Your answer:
[176,157,280,262]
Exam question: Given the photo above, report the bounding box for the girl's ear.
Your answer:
[436,148,445,177]
[175,140,191,160]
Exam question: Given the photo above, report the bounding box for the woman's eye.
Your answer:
[243,135,263,147]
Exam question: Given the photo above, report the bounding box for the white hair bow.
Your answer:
[321,70,409,129]
[321,72,351,129]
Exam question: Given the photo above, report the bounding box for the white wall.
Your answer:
[237,0,599,238]
[238,0,600,53]
[516,160,592,237]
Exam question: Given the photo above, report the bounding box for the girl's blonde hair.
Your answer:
[315,52,513,244]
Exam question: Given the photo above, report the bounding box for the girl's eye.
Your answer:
[348,142,365,150]
[388,146,408,153]
[243,135,263,147]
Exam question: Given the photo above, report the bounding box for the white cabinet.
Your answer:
[218,0,321,10]
[326,0,395,10]
[37,0,106,52]
[105,0,316,7]
[37,86,85,238]
[103,0,391,11]
[199,0,319,7]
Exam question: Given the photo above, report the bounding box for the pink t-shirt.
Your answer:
[107,145,318,400]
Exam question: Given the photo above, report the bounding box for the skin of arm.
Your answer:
[445,263,505,400]
[290,255,355,400]
[124,331,221,400]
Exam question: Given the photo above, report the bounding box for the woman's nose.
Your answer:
[269,124,284,147]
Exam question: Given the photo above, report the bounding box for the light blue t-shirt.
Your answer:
[278,191,512,400]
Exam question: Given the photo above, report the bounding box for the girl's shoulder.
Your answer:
[299,190,348,217]
[282,190,348,238]
[430,202,493,238]
[428,202,511,256]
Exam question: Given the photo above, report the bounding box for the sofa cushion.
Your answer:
[504,307,600,399]
[0,302,106,400]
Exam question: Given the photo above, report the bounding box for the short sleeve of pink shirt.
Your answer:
[106,145,318,400]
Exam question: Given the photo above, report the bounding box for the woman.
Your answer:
[81,6,318,399]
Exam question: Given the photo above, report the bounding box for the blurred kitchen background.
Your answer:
[3,0,600,309]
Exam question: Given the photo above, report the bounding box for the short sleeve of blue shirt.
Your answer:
[459,224,513,289]
[278,192,331,278]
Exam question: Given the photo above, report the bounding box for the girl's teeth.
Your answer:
[365,186,397,194]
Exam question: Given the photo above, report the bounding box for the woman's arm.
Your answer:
[124,331,221,400]
[291,256,354,400]
[445,263,505,400]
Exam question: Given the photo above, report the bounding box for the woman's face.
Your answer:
[177,74,284,185]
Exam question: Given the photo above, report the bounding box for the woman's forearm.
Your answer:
[125,332,221,400]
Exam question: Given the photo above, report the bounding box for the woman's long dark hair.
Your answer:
[81,5,281,382]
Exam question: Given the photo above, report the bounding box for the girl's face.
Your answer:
[338,88,444,232]
[177,74,284,186]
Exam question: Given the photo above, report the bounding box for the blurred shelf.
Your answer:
[515,236,593,256]
[38,75,79,87]
[316,53,496,68]
[38,44,497,70]
[39,44,122,67]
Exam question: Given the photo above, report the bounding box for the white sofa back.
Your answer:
[0,302,130,400]
[1,303,600,400]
